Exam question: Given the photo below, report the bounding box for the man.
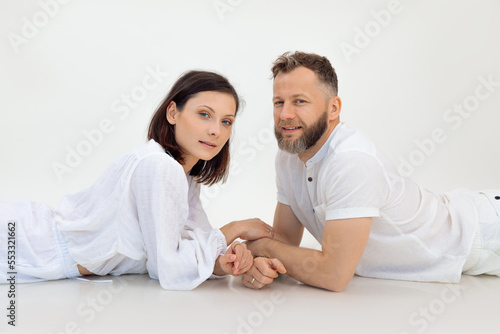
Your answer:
[241,51,500,292]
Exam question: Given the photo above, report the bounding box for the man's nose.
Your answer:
[279,102,296,120]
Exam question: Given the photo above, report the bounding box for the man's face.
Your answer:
[273,67,330,154]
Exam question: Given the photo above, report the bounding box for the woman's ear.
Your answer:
[166,101,177,125]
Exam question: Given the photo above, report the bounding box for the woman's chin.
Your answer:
[195,152,218,162]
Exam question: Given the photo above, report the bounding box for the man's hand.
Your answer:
[245,217,372,292]
[242,257,286,289]
[245,238,271,258]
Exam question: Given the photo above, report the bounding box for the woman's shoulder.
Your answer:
[131,139,185,178]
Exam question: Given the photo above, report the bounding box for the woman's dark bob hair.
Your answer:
[148,70,240,186]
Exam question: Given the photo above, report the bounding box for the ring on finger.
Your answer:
[251,277,256,284]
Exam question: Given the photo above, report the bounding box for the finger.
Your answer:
[241,276,259,289]
[221,252,237,265]
[231,243,249,274]
[257,220,274,238]
[237,250,254,274]
[254,258,279,278]
[251,219,274,239]
[231,242,243,270]
[242,275,266,289]
[251,278,266,289]
[241,265,266,283]
[268,258,287,274]
[235,250,253,275]
[248,262,276,285]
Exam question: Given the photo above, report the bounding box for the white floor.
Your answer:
[1,273,499,334]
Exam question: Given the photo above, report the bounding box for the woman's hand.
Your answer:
[242,257,287,289]
[236,218,275,241]
[214,241,253,276]
[220,218,274,245]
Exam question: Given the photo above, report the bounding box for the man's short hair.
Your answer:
[271,51,338,96]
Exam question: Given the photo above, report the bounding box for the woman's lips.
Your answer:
[199,141,216,148]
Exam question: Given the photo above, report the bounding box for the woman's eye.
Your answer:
[222,120,232,126]
[200,112,210,118]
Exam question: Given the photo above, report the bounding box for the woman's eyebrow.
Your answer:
[198,104,235,118]
[198,104,215,112]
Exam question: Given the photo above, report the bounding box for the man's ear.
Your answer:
[166,101,177,125]
[328,96,342,120]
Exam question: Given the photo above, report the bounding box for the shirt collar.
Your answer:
[305,122,343,169]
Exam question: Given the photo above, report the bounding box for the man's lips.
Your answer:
[199,141,216,148]
[282,126,302,133]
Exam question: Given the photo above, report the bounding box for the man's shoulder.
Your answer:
[328,124,377,157]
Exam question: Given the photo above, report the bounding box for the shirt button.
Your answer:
[308,177,313,182]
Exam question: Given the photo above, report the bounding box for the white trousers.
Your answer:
[0,200,80,283]
[462,190,500,276]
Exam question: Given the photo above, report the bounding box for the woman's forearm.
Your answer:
[219,221,241,245]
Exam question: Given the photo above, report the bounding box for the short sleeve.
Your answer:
[322,152,389,220]
[132,154,227,290]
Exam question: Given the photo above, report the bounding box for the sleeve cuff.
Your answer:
[326,207,380,220]
[208,229,229,280]
[277,194,289,205]
[214,228,228,256]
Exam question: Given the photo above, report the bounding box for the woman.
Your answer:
[0,70,283,290]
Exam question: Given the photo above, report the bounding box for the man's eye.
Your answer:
[274,101,284,106]
[296,100,305,104]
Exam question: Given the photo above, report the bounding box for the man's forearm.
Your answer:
[248,238,350,292]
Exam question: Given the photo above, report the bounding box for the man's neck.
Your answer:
[298,119,339,163]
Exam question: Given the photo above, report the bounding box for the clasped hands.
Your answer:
[217,218,286,289]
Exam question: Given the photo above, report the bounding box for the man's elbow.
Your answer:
[323,281,348,292]
[321,273,353,292]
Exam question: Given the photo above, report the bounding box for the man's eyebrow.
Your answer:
[273,93,308,99]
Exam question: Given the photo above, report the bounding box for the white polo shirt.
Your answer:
[276,122,478,283]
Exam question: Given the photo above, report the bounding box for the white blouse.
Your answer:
[55,139,227,290]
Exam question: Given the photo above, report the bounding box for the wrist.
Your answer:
[220,221,241,246]
[249,238,271,258]
[213,256,227,276]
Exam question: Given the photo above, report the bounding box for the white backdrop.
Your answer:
[1,0,499,246]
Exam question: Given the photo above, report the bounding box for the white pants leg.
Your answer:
[0,200,80,283]
[462,190,500,276]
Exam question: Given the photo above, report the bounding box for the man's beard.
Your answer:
[274,111,328,154]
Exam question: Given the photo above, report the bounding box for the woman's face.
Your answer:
[167,91,236,166]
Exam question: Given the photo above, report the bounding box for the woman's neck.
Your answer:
[181,155,199,174]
